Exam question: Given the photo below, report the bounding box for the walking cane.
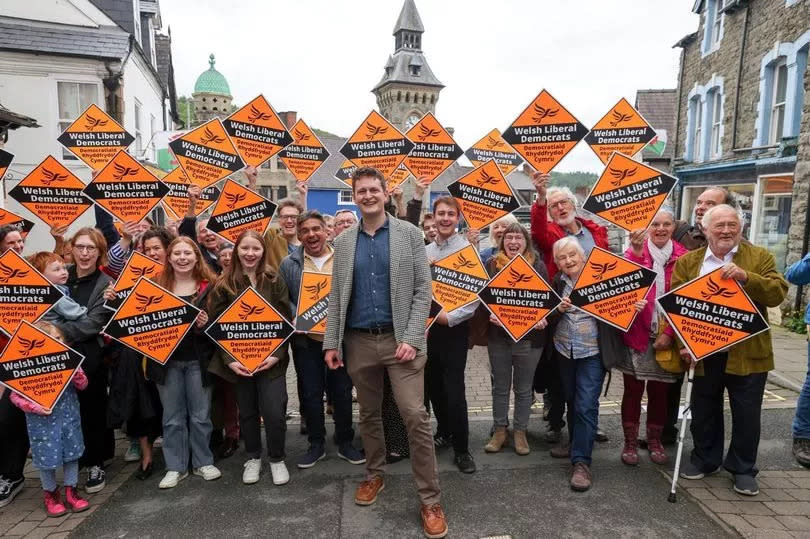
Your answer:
[668,365,695,503]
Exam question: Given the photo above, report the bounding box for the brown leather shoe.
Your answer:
[570,462,592,492]
[354,476,384,506]
[550,441,570,459]
[421,503,448,538]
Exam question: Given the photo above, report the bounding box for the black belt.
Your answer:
[350,326,394,335]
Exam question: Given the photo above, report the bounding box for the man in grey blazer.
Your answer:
[324,167,447,539]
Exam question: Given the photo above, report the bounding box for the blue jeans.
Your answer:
[792,341,810,439]
[156,361,214,472]
[558,353,605,466]
[294,336,355,447]
[40,460,78,491]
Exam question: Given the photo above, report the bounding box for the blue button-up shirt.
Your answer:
[570,225,596,258]
[554,273,600,359]
[347,217,393,328]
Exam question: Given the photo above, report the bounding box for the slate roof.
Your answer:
[372,49,443,91]
[635,89,677,160]
[0,18,130,60]
[393,0,425,33]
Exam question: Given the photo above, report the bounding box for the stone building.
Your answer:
[191,54,233,125]
[673,0,810,310]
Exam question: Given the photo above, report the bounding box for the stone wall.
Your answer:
[787,60,810,310]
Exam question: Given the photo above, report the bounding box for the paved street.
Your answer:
[0,327,807,538]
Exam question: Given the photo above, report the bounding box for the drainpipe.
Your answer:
[796,191,810,312]
[103,36,134,122]
[731,4,750,150]
[673,47,686,217]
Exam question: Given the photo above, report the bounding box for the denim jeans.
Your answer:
[558,353,605,466]
[40,460,78,491]
[156,361,214,472]
[294,336,354,447]
[792,341,810,439]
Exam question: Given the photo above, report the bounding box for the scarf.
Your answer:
[647,238,673,334]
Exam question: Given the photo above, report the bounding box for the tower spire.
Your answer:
[393,0,424,34]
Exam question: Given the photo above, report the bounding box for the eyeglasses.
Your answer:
[279,215,298,221]
[548,199,572,210]
[73,245,97,253]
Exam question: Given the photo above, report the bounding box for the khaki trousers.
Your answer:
[344,330,440,505]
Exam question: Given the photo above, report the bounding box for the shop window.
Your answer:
[680,183,754,239]
[753,175,793,272]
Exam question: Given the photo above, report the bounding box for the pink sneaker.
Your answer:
[44,489,67,517]
[65,486,90,513]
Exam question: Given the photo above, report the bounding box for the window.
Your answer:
[680,183,754,239]
[134,99,142,154]
[711,1,723,46]
[702,0,724,55]
[410,65,421,76]
[753,175,793,272]
[709,90,722,158]
[57,82,99,159]
[690,97,704,161]
[339,190,353,204]
[277,186,287,199]
[133,0,142,45]
[769,60,788,144]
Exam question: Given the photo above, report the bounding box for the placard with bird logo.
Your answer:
[656,266,769,361]
[568,246,656,331]
[223,95,294,167]
[206,179,278,243]
[0,249,64,336]
[334,159,357,188]
[0,149,13,182]
[103,251,164,311]
[169,118,245,189]
[465,128,524,176]
[82,150,170,223]
[8,156,93,228]
[340,111,414,179]
[0,321,84,411]
[295,271,332,334]
[431,244,489,314]
[402,112,463,183]
[0,208,34,238]
[584,97,656,164]
[502,89,588,174]
[57,104,135,170]
[581,152,678,231]
[206,287,294,374]
[278,119,331,182]
[102,277,200,365]
[446,159,521,230]
[478,254,561,342]
[160,166,220,220]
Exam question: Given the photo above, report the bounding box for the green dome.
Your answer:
[194,54,231,96]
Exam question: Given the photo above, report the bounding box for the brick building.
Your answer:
[673,0,810,310]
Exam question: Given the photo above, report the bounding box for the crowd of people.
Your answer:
[0,162,803,539]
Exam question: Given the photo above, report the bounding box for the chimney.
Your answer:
[278,111,298,129]
[446,127,455,137]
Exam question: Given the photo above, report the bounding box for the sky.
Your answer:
[161,0,699,174]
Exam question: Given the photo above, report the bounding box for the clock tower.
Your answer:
[372,0,444,132]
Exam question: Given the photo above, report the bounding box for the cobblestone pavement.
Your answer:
[0,326,806,537]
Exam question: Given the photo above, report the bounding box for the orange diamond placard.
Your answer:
[104,251,164,311]
[160,166,220,219]
[478,254,561,342]
[278,119,330,182]
[0,321,84,411]
[0,208,34,238]
[103,278,200,364]
[431,244,489,313]
[82,150,170,223]
[340,111,414,178]
[584,97,657,164]
[657,267,769,361]
[387,165,411,192]
[7,156,92,228]
[295,271,332,334]
[465,129,523,176]
[581,152,678,232]
[206,287,294,373]
[0,149,12,181]
[57,104,134,170]
[403,112,463,183]
[568,247,657,331]
[502,90,588,173]
[0,249,64,336]
[223,95,294,167]
[169,119,245,189]
[206,179,278,243]
[446,160,521,230]
[335,159,357,188]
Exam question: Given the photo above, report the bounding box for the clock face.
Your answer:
[404,113,421,131]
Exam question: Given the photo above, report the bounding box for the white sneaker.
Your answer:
[269,461,289,485]
[158,471,188,489]
[242,459,262,485]
[124,442,141,463]
[193,465,221,481]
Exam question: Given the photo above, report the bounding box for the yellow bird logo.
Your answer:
[134,292,163,312]
[84,114,108,131]
[452,253,476,270]
[532,104,559,123]
[18,336,45,357]
[506,268,533,287]
[589,261,618,281]
[304,279,328,301]
[40,168,68,186]
[224,191,246,209]
[608,166,638,187]
[700,277,737,300]
[247,105,272,124]
[112,162,139,181]
[609,110,634,127]
[200,127,225,145]
[0,261,28,282]
[364,122,388,139]
[417,123,441,141]
[238,300,266,320]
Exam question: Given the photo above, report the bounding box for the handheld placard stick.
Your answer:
[668,365,696,503]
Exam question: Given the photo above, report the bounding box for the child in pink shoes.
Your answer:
[9,322,91,516]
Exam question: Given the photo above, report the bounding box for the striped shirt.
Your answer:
[554,273,599,359]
